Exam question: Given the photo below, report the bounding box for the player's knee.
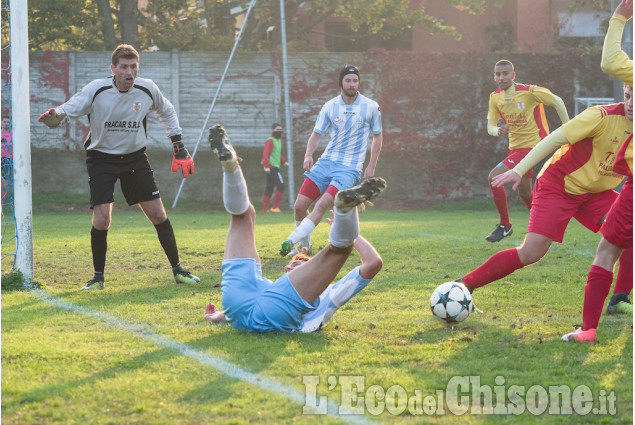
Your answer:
[293,199,309,216]
[245,203,256,218]
[92,214,111,229]
[365,255,383,278]
[518,245,547,266]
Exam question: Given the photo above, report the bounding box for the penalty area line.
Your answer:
[28,288,380,425]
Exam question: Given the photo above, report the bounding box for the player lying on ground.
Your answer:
[206,124,386,333]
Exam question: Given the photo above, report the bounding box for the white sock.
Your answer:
[223,167,250,215]
[329,206,358,248]
[288,217,316,244]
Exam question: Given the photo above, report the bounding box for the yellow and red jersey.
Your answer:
[487,83,560,149]
[538,103,633,195]
[613,134,633,177]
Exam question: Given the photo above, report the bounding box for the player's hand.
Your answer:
[264,167,271,173]
[498,124,509,137]
[325,209,335,226]
[171,142,194,178]
[303,155,313,172]
[491,170,521,190]
[362,166,375,181]
[38,108,66,128]
[172,156,194,178]
[616,0,633,20]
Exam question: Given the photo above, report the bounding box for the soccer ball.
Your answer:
[430,281,473,323]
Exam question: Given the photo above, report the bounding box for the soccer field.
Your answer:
[2,197,632,425]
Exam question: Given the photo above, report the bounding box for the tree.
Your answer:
[27,0,138,51]
[139,0,508,52]
[24,0,505,52]
[28,0,107,50]
[136,0,235,51]
[237,0,504,51]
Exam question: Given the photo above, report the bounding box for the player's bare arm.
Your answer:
[303,132,321,172]
[363,132,383,180]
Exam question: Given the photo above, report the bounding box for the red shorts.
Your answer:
[601,175,633,249]
[502,148,534,178]
[528,177,618,243]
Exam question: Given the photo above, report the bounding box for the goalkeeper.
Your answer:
[38,44,200,290]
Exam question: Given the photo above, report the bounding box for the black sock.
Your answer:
[91,227,108,274]
[155,219,180,267]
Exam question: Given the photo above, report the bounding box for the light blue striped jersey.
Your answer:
[313,93,382,171]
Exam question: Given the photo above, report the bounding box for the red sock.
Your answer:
[582,265,614,330]
[491,186,510,226]
[272,191,283,209]
[262,195,270,212]
[613,246,633,295]
[463,248,523,290]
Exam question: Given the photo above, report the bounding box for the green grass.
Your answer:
[2,196,632,424]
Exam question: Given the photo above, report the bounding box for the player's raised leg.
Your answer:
[287,178,386,303]
[209,124,259,262]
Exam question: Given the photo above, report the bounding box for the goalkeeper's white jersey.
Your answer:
[313,93,382,171]
[55,76,181,155]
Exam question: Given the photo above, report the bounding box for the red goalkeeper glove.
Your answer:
[171,136,194,178]
[38,108,66,128]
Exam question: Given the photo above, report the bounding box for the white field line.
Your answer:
[28,288,380,425]
[400,232,595,258]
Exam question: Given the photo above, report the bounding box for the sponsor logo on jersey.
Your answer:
[334,118,344,125]
[104,120,142,129]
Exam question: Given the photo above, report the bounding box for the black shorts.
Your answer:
[86,148,160,208]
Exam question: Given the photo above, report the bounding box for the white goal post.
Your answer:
[574,97,616,116]
[10,0,34,282]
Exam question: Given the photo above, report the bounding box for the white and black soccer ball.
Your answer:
[430,281,473,323]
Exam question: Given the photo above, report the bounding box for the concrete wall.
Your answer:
[19,50,614,206]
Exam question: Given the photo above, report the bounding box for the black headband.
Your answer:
[339,65,360,87]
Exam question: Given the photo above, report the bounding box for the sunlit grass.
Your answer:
[1,197,632,424]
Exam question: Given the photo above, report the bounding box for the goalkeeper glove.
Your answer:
[170,136,195,178]
[264,167,271,173]
[38,108,66,128]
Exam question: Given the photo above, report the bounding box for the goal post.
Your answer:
[10,0,33,282]
[574,97,616,116]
